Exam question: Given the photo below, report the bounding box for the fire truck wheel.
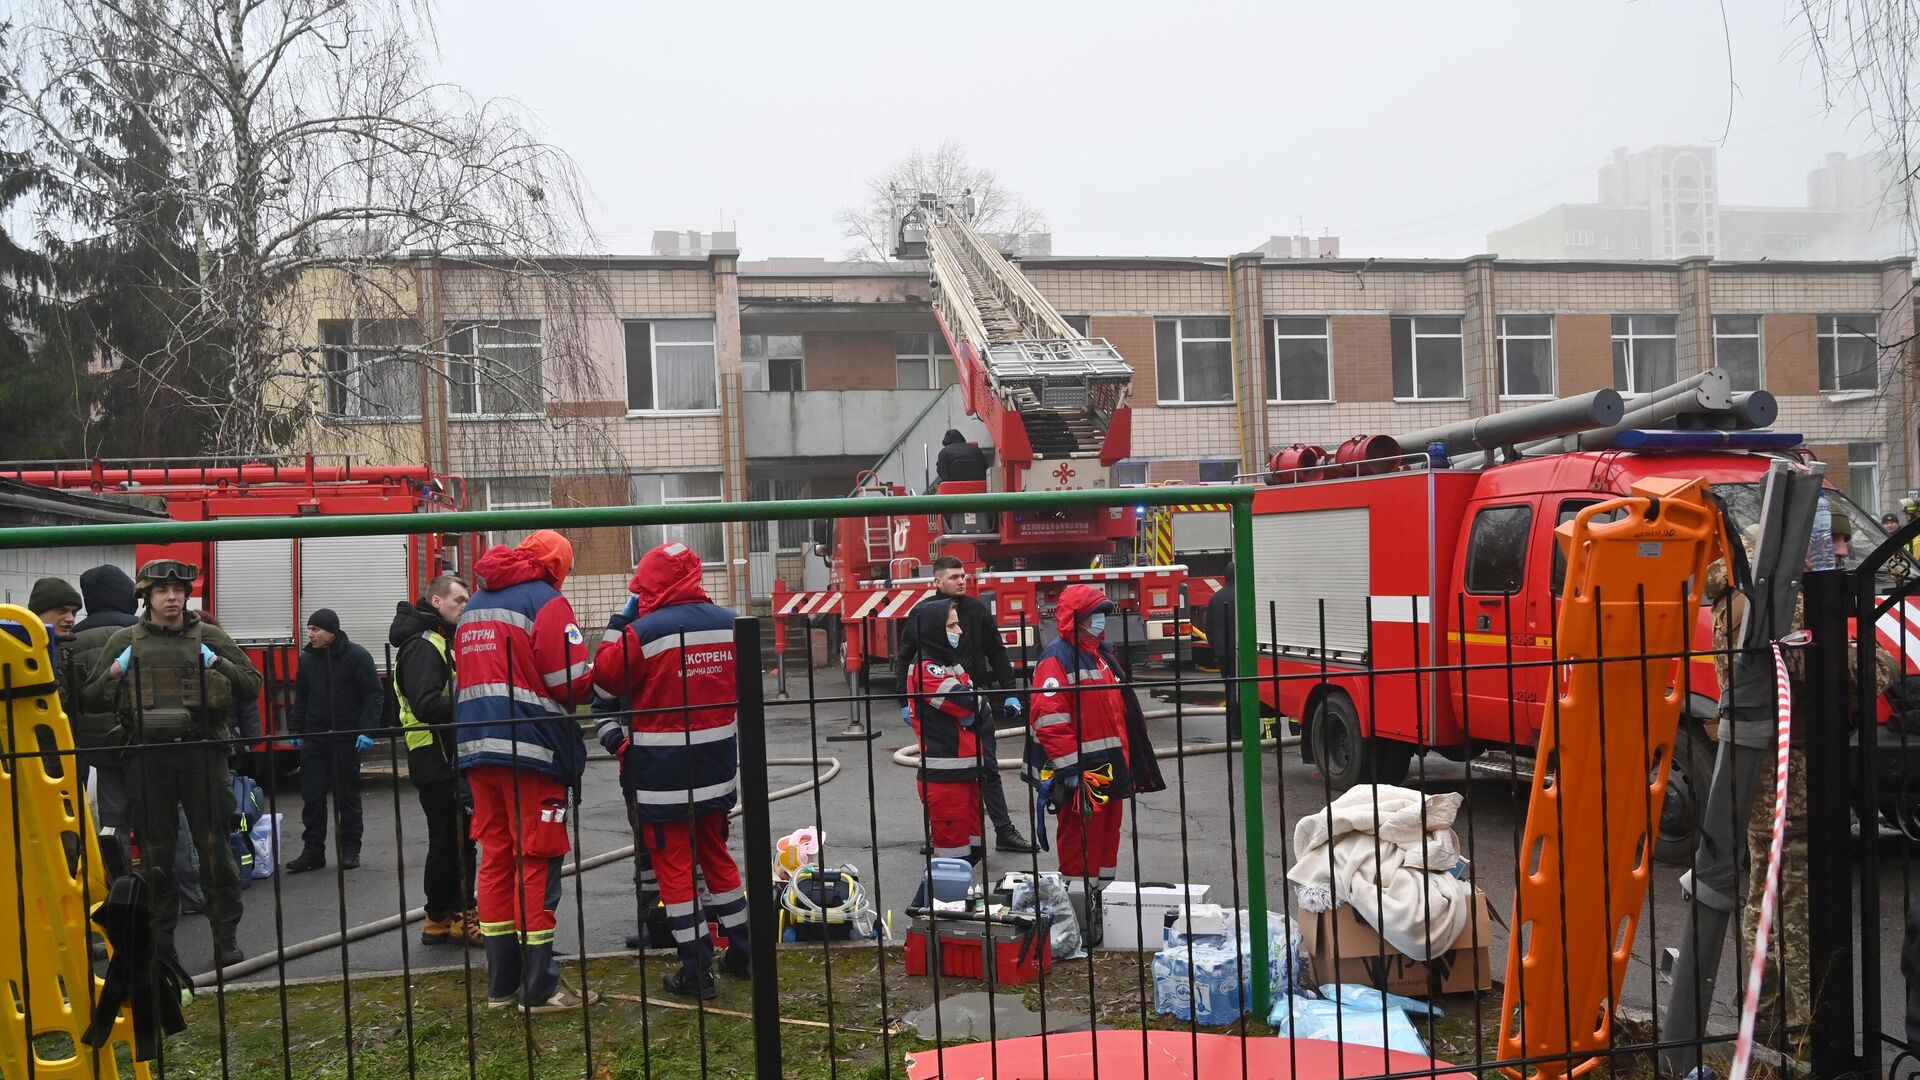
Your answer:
[1653,722,1712,866]
[1307,692,1411,789]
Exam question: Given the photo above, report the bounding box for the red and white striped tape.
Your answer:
[1729,636,1798,1080]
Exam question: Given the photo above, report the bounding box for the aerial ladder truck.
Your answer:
[772,194,1195,708]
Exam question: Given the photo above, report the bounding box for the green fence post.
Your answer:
[1232,494,1271,1017]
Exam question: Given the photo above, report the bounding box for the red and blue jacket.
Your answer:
[454,545,593,784]
[592,543,740,822]
[1021,583,1132,799]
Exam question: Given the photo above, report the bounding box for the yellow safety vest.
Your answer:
[395,630,450,753]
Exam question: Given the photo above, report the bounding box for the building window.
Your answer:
[742,333,804,392]
[446,320,543,417]
[625,320,718,411]
[1197,459,1239,483]
[1155,317,1233,404]
[1565,230,1595,247]
[1062,314,1093,337]
[631,473,725,565]
[321,320,421,418]
[1849,443,1881,516]
[1498,315,1556,398]
[1713,315,1763,392]
[1611,315,1678,393]
[1390,316,1465,400]
[1818,314,1880,393]
[895,331,956,390]
[1112,460,1149,487]
[1266,317,1331,402]
[476,476,549,549]
[748,478,811,552]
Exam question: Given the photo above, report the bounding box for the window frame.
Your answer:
[1712,314,1765,392]
[748,478,812,552]
[1610,314,1679,394]
[895,330,956,390]
[1265,316,1334,404]
[1463,503,1533,596]
[630,471,726,567]
[1390,316,1467,402]
[1848,442,1881,516]
[1818,314,1880,394]
[1061,314,1093,337]
[477,476,550,550]
[624,319,720,414]
[1154,316,1235,406]
[741,332,805,392]
[1497,314,1557,400]
[320,319,423,421]
[445,319,545,420]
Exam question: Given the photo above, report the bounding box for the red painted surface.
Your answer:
[904,1031,1472,1079]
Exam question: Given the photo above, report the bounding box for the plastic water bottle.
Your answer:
[1810,495,1836,571]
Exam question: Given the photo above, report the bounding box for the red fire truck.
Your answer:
[1250,378,1915,860]
[771,196,1203,690]
[1,458,470,752]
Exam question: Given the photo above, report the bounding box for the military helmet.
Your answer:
[134,559,200,597]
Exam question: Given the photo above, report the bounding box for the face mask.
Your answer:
[1087,613,1107,636]
[947,630,963,648]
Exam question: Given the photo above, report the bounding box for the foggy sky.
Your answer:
[428,1,1874,260]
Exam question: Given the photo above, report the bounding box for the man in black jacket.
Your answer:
[895,556,1036,852]
[390,575,479,944]
[286,608,382,873]
[934,429,988,488]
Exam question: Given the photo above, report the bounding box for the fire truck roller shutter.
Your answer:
[0,543,136,612]
[298,535,411,674]
[214,538,295,641]
[1252,507,1371,658]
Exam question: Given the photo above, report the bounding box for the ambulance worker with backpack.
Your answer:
[592,541,751,1000]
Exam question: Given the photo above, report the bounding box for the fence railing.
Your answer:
[0,487,1902,1080]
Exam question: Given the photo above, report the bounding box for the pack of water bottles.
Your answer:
[1150,908,1305,1026]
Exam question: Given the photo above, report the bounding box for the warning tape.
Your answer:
[1729,636,1798,1080]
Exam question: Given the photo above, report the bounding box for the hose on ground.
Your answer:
[195,756,842,987]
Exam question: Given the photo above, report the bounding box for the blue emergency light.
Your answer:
[1610,429,1803,451]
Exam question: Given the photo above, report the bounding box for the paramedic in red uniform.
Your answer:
[592,541,750,1000]
[906,599,986,883]
[1024,583,1134,886]
[454,530,597,1014]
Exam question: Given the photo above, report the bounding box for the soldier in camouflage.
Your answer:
[81,559,261,971]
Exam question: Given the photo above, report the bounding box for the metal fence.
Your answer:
[0,486,1902,1080]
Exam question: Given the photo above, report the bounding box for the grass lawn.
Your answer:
[143,947,1689,1079]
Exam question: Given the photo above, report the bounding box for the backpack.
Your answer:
[229,771,266,888]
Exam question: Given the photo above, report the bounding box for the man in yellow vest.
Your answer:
[388,574,480,945]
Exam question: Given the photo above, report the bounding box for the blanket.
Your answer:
[1288,785,1471,961]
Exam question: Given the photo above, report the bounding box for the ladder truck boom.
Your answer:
[899,194,1133,490]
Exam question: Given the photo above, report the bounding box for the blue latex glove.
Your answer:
[199,644,218,669]
[1003,696,1022,716]
[286,737,303,750]
[958,710,975,729]
[620,595,639,618]
[901,705,913,727]
[1061,773,1079,789]
[355,734,375,753]
[113,646,132,673]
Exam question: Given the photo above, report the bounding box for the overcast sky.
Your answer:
[429,1,1874,260]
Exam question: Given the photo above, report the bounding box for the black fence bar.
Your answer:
[734,616,783,1080]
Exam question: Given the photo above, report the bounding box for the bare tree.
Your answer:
[1799,0,1920,258]
[838,140,1046,263]
[3,0,622,471]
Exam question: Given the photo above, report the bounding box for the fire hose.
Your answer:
[192,756,842,988]
[890,707,1297,771]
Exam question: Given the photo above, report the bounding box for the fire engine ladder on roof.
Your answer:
[851,472,897,566]
[914,198,1133,461]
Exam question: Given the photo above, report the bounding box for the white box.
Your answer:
[1100,881,1212,950]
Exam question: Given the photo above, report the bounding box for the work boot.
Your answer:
[461,910,484,947]
[421,913,460,945]
[284,850,325,874]
[664,940,718,999]
[338,850,361,871]
[482,932,522,1007]
[995,827,1039,854]
[213,941,244,969]
[625,923,651,950]
[718,945,752,979]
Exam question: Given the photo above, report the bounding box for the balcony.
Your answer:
[744,388,980,460]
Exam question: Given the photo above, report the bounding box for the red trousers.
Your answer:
[1056,798,1124,879]
[467,766,570,943]
[643,812,747,947]
[917,780,983,861]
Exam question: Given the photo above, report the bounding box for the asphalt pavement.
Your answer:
[163,668,1911,1049]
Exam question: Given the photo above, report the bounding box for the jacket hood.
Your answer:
[631,542,711,615]
[79,565,137,618]
[1053,584,1114,644]
[389,598,450,648]
[475,545,553,590]
[908,598,964,666]
[942,428,965,445]
[518,529,574,585]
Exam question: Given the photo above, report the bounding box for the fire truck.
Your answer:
[0,458,469,752]
[770,195,1197,690]
[1249,371,1915,862]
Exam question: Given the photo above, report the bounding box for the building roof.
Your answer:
[0,477,169,527]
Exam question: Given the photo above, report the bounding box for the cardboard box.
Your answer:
[1297,889,1494,997]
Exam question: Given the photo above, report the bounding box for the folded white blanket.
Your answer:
[1288,785,1472,961]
